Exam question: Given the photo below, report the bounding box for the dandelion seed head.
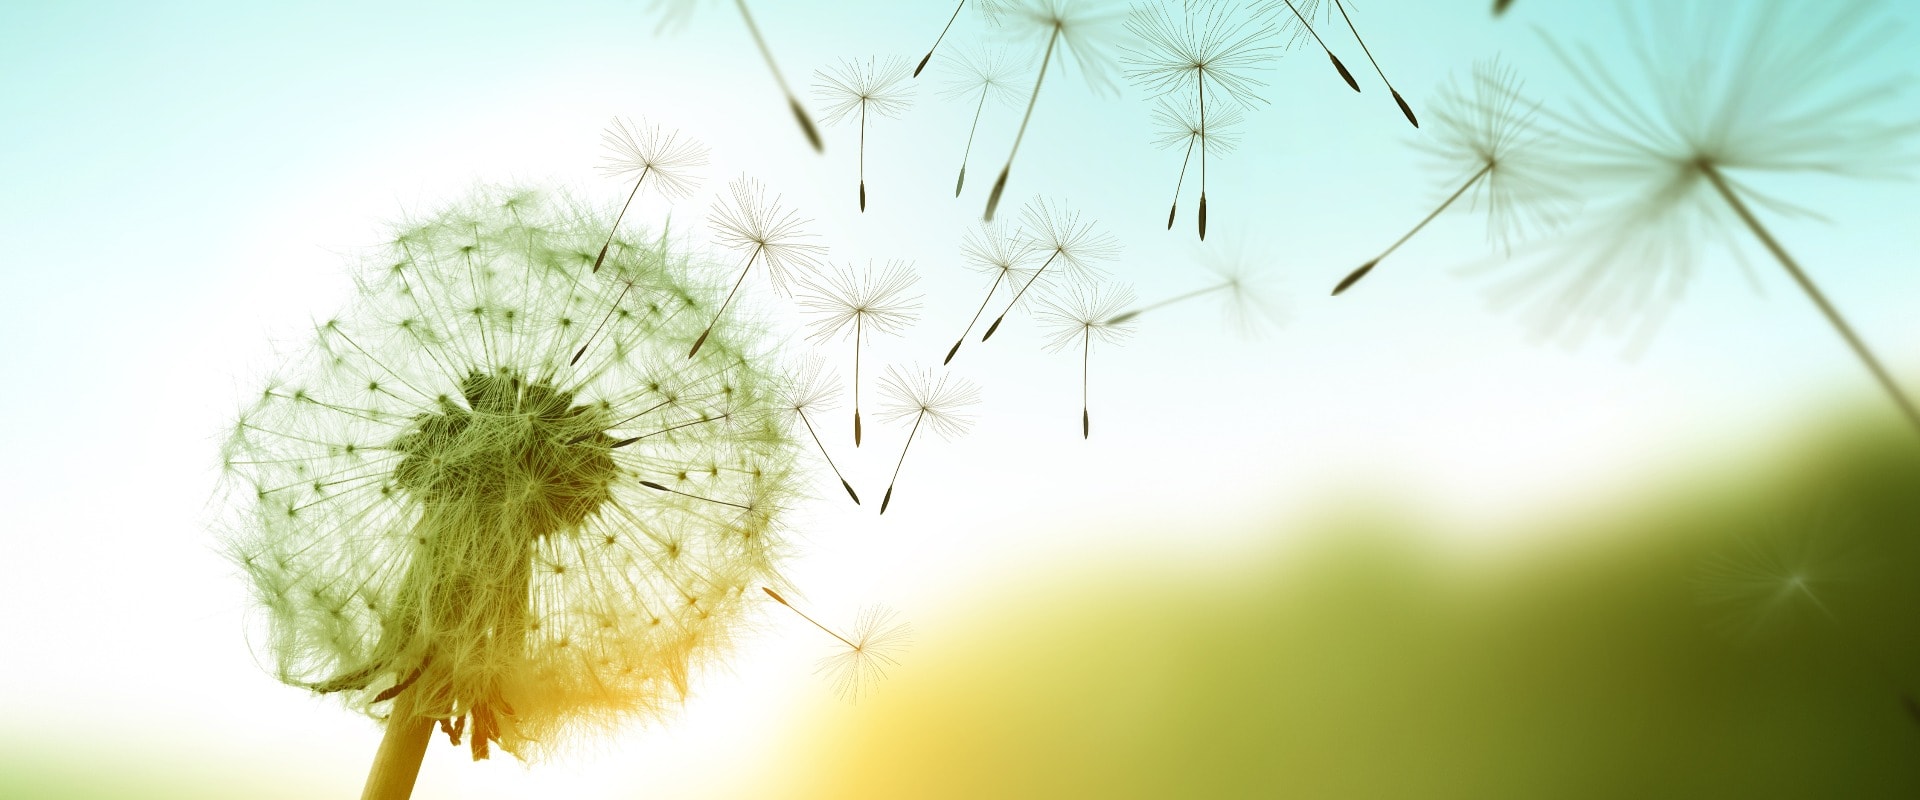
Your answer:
[1419,58,1579,253]
[777,353,841,415]
[939,46,1031,106]
[1123,0,1278,107]
[1037,281,1136,352]
[708,176,827,297]
[961,220,1040,288]
[1017,196,1120,281]
[220,185,799,761]
[1195,234,1287,335]
[816,605,914,702]
[598,117,710,200]
[877,364,983,441]
[1695,505,1862,642]
[1150,96,1244,157]
[813,55,917,125]
[1001,0,1128,94]
[796,260,924,345]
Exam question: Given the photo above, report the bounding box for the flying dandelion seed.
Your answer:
[980,197,1118,343]
[762,588,914,701]
[692,176,827,359]
[1332,58,1575,296]
[876,365,982,514]
[219,186,799,796]
[1108,232,1284,335]
[796,260,923,447]
[944,221,1038,364]
[650,0,825,151]
[593,118,709,276]
[1124,0,1276,239]
[814,56,916,212]
[1256,0,1360,93]
[1037,282,1135,438]
[982,0,1126,221]
[941,46,1029,196]
[1147,96,1244,235]
[1497,0,1920,435]
[1493,0,1512,17]
[1694,508,1920,724]
[1320,0,1418,126]
[776,355,861,504]
[914,0,1007,77]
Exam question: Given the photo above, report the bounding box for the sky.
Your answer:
[1,1,1917,797]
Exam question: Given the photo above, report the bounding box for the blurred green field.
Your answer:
[778,411,1920,798]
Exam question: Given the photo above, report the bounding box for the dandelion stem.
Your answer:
[1330,0,1417,126]
[360,689,433,800]
[1701,163,1920,438]
[799,410,860,503]
[733,0,822,152]
[986,23,1060,221]
[946,272,1006,364]
[858,101,868,211]
[611,414,730,448]
[1332,161,1490,295]
[1197,72,1209,241]
[640,479,752,510]
[1107,281,1230,325]
[880,409,925,514]
[983,249,1063,342]
[957,84,991,197]
[691,245,762,358]
[1081,328,1090,438]
[1278,0,1359,92]
[763,587,859,650]
[1168,135,1196,230]
[595,166,651,274]
[916,0,968,78]
[853,315,863,446]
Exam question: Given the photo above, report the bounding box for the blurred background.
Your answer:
[2,0,1918,797]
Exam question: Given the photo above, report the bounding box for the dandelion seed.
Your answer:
[1256,0,1360,93]
[593,117,709,275]
[1320,1,1417,125]
[775,355,861,504]
[1147,96,1243,235]
[914,0,1006,77]
[1124,0,1275,239]
[980,197,1118,344]
[219,186,799,790]
[876,365,982,514]
[1037,282,1134,438]
[943,221,1038,364]
[763,588,914,701]
[1493,0,1512,17]
[1109,232,1283,335]
[1498,0,1920,435]
[941,46,1029,196]
[692,176,826,358]
[1332,58,1573,295]
[982,0,1126,221]
[650,0,824,151]
[814,56,916,212]
[796,260,923,447]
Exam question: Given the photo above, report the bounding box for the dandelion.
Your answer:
[1332,58,1574,295]
[982,0,1126,221]
[1321,0,1418,125]
[1258,0,1359,93]
[1108,233,1283,335]
[219,186,799,796]
[814,56,916,212]
[796,260,923,446]
[650,0,824,151]
[691,176,826,358]
[594,117,709,274]
[1148,96,1244,235]
[943,221,1038,364]
[1037,282,1135,438]
[913,0,1006,77]
[1124,1,1275,239]
[876,365,982,514]
[1497,0,1920,434]
[980,197,1118,343]
[776,355,861,504]
[941,46,1029,196]
[762,588,914,701]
